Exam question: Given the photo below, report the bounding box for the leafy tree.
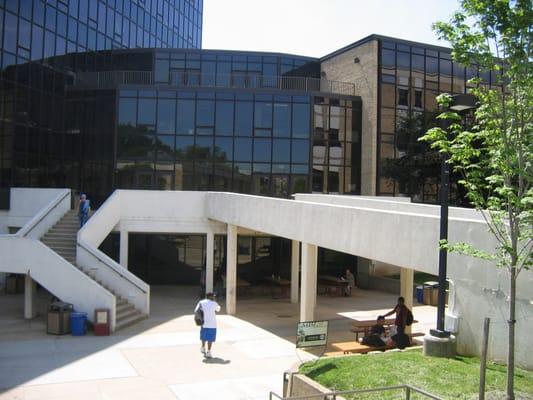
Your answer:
[421,1,532,399]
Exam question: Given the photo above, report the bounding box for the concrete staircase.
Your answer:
[41,210,145,330]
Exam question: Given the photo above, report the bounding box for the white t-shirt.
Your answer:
[195,299,221,329]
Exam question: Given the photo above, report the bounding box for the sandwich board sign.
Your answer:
[296,320,329,348]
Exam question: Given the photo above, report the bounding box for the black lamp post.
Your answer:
[430,93,477,339]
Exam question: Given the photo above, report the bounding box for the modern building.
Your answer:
[1,0,498,296]
[1,1,532,370]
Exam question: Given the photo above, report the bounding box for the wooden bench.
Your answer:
[331,341,394,354]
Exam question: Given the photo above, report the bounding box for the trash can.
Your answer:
[70,312,88,336]
[47,301,73,335]
[423,281,439,306]
[416,285,424,304]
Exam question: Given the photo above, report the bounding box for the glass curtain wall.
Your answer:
[116,88,314,197]
[377,39,489,204]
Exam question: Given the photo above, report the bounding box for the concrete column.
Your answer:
[290,240,300,304]
[205,231,214,293]
[24,274,37,319]
[300,243,317,322]
[119,229,128,269]
[400,267,414,334]
[226,224,237,315]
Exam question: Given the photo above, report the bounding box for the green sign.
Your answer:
[296,320,329,348]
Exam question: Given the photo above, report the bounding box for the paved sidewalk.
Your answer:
[0,286,435,400]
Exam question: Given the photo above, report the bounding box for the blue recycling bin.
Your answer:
[416,286,424,304]
[70,312,87,336]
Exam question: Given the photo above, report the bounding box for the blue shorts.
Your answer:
[200,327,217,342]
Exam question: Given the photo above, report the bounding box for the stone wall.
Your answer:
[286,373,346,399]
[321,40,379,196]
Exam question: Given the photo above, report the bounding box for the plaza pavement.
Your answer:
[0,286,436,400]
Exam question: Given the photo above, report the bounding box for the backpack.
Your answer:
[194,305,204,326]
[406,309,414,326]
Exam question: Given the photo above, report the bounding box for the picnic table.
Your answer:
[350,318,419,340]
[263,276,290,298]
[318,274,350,296]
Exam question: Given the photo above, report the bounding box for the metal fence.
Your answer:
[270,383,444,400]
[70,71,355,96]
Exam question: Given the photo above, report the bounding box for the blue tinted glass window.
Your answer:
[292,103,310,138]
[381,49,395,70]
[177,99,195,134]
[4,12,17,53]
[45,6,56,31]
[34,0,45,25]
[273,103,290,137]
[79,0,88,22]
[44,30,55,57]
[138,98,156,126]
[176,136,194,159]
[254,102,272,128]
[69,0,79,18]
[57,12,68,37]
[215,101,233,136]
[78,23,87,46]
[31,25,43,59]
[155,59,169,82]
[291,140,309,163]
[235,102,252,136]
[20,0,32,19]
[440,59,452,76]
[196,100,214,127]
[234,138,252,161]
[157,99,176,134]
[214,137,232,161]
[18,19,31,49]
[397,52,410,70]
[253,139,271,162]
[68,18,77,41]
[195,137,212,160]
[119,98,137,127]
[272,139,290,162]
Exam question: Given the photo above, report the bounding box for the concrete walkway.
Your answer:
[0,286,436,400]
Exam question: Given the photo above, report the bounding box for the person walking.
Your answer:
[78,193,91,228]
[194,292,220,358]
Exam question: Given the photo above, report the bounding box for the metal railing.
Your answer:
[270,384,444,400]
[70,71,355,96]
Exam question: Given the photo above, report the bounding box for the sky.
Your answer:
[202,0,462,58]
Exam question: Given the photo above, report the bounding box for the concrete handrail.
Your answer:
[0,236,115,327]
[17,189,71,239]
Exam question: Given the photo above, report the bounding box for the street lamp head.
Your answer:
[449,93,477,111]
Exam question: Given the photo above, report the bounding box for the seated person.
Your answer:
[361,316,390,347]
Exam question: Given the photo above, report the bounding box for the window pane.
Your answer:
[196,100,214,127]
[273,103,290,137]
[138,98,156,126]
[118,98,137,126]
[176,136,194,159]
[155,135,175,161]
[157,99,175,134]
[272,139,290,162]
[254,102,272,128]
[292,103,310,138]
[215,101,233,135]
[195,137,213,160]
[155,59,169,82]
[214,137,232,161]
[235,102,252,136]
[234,138,252,161]
[177,99,195,134]
[253,139,271,162]
[292,140,309,163]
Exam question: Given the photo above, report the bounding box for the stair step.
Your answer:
[117,302,134,313]
[116,307,139,320]
[115,312,146,331]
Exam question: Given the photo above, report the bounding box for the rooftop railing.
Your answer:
[70,70,356,96]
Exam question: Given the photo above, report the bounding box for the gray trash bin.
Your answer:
[47,301,73,335]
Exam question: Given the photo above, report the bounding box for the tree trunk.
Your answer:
[506,266,516,400]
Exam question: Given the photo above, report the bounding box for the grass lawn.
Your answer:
[300,349,533,399]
